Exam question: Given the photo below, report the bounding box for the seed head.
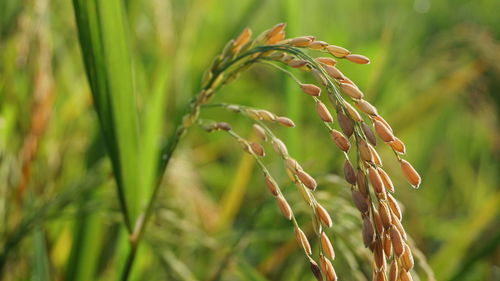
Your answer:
[357,169,369,198]
[369,145,383,166]
[400,159,421,188]
[399,270,414,281]
[300,83,322,96]
[345,54,370,64]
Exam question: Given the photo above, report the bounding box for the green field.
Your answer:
[1,0,499,280]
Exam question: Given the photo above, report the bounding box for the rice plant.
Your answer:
[1,0,498,280]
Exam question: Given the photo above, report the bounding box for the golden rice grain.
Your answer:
[378,168,394,193]
[320,232,335,260]
[257,109,277,121]
[351,189,369,214]
[383,232,392,257]
[295,226,312,255]
[344,102,363,122]
[311,69,328,86]
[272,137,288,157]
[300,83,322,96]
[345,54,370,64]
[400,159,421,188]
[374,271,387,281]
[322,257,337,281]
[357,169,369,198]
[250,142,265,157]
[387,194,402,221]
[326,45,350,57]
[340,82,364,99]
[369,145,383,166]
[389,137,406,154]
[324,65,344,79]
[285,157,300,172]
[362,216,374,247]
[372,209,384,234]
[356,99,378,116]
[266,31,285,44]
[288,59,308,68]
[309,258,323,281]
[344,160,357,185]
[378,201,393,229]
[265,23,286,39]
[361,122,377,146]
[316,101,334,123]
[316,203,333,228]
[276,116,296,127]
[316,57,337,66]
[277,194,293,220]
[373,241,385,270]
[389,226,405,257]
[264,174,279,196]
[389,259,398,281]
[374,119,395,142]
[337,110,354,137]
[289,36,314,47]
[309,40,329,50]
[359,139,373,162]
[297,170,317,190]
[401,243,414,271]
[252,124,267,141]
[368,167,384,194]
[399,270,413,281]
[391,212,407,240]
[233,28,252,52]
[330,129,351,151]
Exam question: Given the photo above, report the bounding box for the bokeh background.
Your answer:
[1,0,499,280]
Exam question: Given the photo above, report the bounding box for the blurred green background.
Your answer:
[1,0,499,280]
